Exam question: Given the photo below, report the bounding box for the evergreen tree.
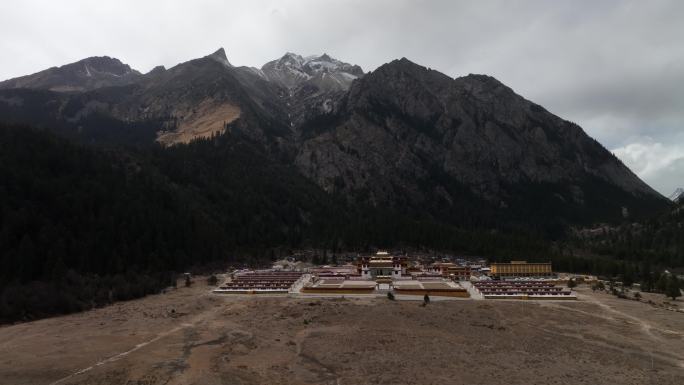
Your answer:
[641,272,655,292]
[591,281,604,292]
[665,275,682,301]
[207,275,218,286]
[656,274,669,293]
[622,266,634,287]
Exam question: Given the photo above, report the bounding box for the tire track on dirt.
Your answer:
[551,294,684,368]
[48,304,222,385]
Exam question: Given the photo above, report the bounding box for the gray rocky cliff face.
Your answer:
[294,58,663,217]
[0,51,667,223]
[261,53,363,91]
[261,53,364,131]
[669,188,684,202]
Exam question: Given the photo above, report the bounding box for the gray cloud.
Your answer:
[613,134,684,197]
[1,0,682,195]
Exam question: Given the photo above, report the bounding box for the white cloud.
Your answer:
[612,138,684,195]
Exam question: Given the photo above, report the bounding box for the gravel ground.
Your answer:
[0,282,682,385]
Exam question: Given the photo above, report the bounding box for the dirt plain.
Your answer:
[0,281,682,385]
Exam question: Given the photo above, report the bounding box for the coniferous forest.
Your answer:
[0,123,681,322]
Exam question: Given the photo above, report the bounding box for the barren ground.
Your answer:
[1,281,683,385]
[156,101,240,145]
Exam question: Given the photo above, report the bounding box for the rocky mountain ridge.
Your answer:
[259,52,364,130]
[0,48,670,227]
[669,188,684,202]
[261,52,363,90]
[0,56,141,92]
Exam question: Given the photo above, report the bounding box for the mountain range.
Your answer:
[0,48,670,229]
[0,47,678,322]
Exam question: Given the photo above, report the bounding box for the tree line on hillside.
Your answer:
[564,203,684,284]
[585,272,682,302]
[0,123,681,323]
[0,124,549,322]
[573,223,684,268]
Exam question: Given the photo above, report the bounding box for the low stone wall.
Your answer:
[483,294,577,300]
[394,289,470,298]
[300,287,375,295]
[213,289,288,295]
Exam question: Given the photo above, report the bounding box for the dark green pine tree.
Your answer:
[656,274,669,293]
[665,275,682,301]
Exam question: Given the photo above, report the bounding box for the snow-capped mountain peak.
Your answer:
[668,187,684,202]
[261,53,364,90]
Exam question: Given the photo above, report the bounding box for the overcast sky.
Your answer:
[1,0,682,195]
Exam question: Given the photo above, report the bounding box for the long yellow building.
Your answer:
[490,261,552,277]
